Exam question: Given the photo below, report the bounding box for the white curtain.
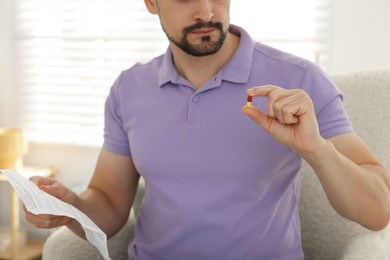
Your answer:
[14,0,332,146]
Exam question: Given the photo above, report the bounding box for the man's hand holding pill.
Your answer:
[242,85,327,158]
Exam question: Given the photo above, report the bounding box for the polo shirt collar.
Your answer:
[158,24,254,87]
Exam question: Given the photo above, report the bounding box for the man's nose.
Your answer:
[194,0,214,22]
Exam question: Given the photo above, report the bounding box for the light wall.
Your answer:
[329,0,390,73]
[0,0,15,127]
[0,0,16,235]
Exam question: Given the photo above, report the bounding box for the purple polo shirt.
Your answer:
[103,25,353,260]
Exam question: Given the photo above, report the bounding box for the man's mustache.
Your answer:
[183,21,223,34]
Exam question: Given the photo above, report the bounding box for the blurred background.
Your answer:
[0,0,389,258]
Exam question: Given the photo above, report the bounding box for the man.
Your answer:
[24,0,390,259]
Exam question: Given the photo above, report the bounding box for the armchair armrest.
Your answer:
[42,178,144,259]
[340,230,388,260]
[42,212,135,260]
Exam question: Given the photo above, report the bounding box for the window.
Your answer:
[231,0,331,66]
[14,0,332,146]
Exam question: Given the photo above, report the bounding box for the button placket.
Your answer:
[187,94,201,131]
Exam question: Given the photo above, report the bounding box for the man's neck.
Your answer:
[170,32,240,90]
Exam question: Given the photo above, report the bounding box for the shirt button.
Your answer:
[192,95,199,102]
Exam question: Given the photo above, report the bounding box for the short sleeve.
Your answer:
[300,65,354,139]
[103,73,131,156]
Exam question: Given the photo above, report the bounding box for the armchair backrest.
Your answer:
[299,69,390,260]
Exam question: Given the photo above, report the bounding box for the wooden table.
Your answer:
[0,166,56,260]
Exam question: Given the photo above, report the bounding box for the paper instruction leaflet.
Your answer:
[0,169,111,260]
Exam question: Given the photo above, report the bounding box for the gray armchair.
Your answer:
[42,69,390,260]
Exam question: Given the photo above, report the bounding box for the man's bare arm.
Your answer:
[306,133,390,231]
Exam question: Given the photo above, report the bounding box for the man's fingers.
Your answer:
[246,84,280,97]
[272,91,307,124]
[29,176,56,186]
[24,210,69,228]
[247,86,309,124]
[28,176,68,199]
[39,182,70,200]
[242,106,272,132]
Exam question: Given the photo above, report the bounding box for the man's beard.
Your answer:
[163,21,227,57]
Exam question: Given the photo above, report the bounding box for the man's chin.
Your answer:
[182,46,222,57]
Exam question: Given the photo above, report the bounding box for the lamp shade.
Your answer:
[0,128,28,170]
